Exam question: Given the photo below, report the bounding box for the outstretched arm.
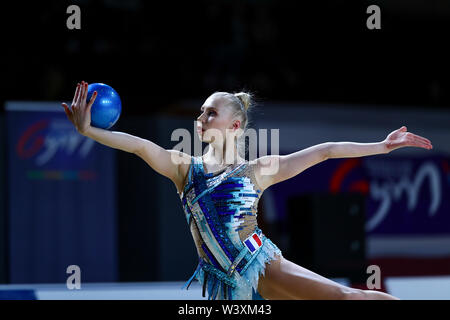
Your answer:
[253,126,433,191]
[62,81,189,192]
[253,142,330,192]
[327,126,433,159]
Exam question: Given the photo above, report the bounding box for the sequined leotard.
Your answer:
[179,156,283,300]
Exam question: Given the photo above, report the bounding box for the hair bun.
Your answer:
[234,92,252,111]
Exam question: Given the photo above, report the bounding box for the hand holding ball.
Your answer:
[86,83,122,130]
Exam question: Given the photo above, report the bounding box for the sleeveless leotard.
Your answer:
[179,156,283,300]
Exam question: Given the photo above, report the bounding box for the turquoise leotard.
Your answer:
[179,156,283,300]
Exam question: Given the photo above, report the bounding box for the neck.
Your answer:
[203,143,244,166]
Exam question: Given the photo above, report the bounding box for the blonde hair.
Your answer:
[211,91,255,159]
[234,92,252,112]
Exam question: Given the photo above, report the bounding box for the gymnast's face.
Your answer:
[196,94,241,144]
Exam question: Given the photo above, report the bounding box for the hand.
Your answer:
[61,81,98,135]
[383,126,433,152]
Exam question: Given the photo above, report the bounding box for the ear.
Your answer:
[232,120,241,130]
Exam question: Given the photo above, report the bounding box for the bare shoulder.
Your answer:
[250,155,282,172]
[248,155,282,192]
[167,150,193,194]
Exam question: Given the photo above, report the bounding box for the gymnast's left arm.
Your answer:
[253,126,433,191]
[327,125,433,159]
[252,142,330,191]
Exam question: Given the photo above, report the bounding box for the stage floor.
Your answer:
[0,277,448,300]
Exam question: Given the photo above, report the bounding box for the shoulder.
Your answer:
[167,150,193,194]
[247,155,282,192]
[167,150,193,168]
[244,159,266,193]
[248,155,279,174]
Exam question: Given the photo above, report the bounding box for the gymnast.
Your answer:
[62,81,432,299]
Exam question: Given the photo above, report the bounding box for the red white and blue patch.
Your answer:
[244,232,262,254]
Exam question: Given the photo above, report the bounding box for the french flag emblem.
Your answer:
[244,232,262,254]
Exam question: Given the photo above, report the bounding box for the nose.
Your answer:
[197,112,206,123]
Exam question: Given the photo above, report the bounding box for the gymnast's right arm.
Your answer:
[61,81,188,189]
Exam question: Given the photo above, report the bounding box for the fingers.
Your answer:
[400,127,430,144]
[82,81,89,104]
[72,83,80,105]
[61,102,70,114]
[412,134,431,145]
[418,142,433,149]
[407,132,432,145]
[414,141,432,149]
[75,82,82,107]
[400,127,433,149]
[76,81,86,106]
[87,91,98,110]
[407,134,433,149]
[61,103,74,123]
[414,137,432,147]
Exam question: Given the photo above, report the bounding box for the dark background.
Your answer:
[1,0,449,114]
[1,0,449,285]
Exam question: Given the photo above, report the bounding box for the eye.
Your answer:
[198,109,216,117]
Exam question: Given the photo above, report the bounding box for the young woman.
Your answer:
[62,81,432,300]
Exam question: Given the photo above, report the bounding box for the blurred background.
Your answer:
[0,0,450,299]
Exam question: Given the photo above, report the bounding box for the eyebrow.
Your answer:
[200,106,216,111]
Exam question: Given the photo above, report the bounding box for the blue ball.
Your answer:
[86,83,122,130]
